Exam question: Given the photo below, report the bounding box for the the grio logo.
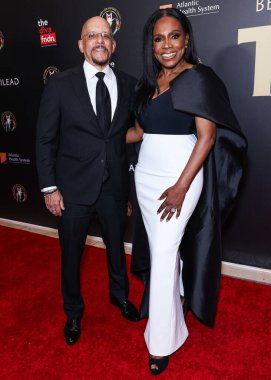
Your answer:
[43,66,59,84]
[1,111,16,132]
[12,184,27,203]
[238,25,271,96]
[0,31,4,50]
[38,19,57,47]
[100,8,121,35]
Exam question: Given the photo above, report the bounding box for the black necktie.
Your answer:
[95,72,111,134]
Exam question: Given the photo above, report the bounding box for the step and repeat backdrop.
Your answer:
[0,1,270,269]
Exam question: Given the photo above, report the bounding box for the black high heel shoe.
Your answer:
[149,355,169,375]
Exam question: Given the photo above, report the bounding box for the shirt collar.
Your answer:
[83,60,113,80]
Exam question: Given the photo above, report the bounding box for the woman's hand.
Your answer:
[157,184,186,222]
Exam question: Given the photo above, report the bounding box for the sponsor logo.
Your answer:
[176,0,220,17]
[238,25,271,96]
[12,184,27,203]
[43,66,59,84]
[0,77,19,87]
[0,152,7,164]
[1,111,16,132]
[256,0,271,12]
[0,152,30,165]
[100,7,121,35]
[0,31,4,50]
[38,19,57,47]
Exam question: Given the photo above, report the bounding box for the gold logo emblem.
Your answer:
[100,8,121,36]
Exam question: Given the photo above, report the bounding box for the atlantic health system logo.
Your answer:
[100,8,121,35]
[0,153,7,164]
[176,1,220,16]
[0,152,30,165]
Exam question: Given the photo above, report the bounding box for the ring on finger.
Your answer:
[170,207,176,213]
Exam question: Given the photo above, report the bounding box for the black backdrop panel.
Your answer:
[1,0,270,269]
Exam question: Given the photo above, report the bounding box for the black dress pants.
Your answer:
[58,179,129,319]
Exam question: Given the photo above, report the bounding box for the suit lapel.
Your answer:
[70,65,102,135]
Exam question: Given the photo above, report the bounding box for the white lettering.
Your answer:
[37,19,48,27]
[8,153,30,164]
[0,78,19,86]
[129,164,135,172]
[182,7,197,15]
[198,5,220,14]
[177,1,199,7]
[256,0,271,11]
[238,25,271,96]
[41,35,56,43]
[256,0,264,11]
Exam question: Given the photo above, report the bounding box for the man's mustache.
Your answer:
[91,45,109,53]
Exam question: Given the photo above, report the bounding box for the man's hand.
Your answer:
[127,201,132,217]
[44,190,65,216]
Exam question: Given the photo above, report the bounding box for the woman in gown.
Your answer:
[127,8,247,375]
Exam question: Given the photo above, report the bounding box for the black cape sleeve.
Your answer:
[131,64,247,326]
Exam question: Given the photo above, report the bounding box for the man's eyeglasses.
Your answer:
[81,31,112,41]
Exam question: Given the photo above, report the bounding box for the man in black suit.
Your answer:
[36,16,139,345]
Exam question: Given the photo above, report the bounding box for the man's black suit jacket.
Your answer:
[36,64,137,205]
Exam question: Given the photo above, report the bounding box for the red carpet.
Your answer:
[0,225,270,380]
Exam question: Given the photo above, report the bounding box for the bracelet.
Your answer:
[43,188,58,196]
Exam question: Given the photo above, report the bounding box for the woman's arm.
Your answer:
[158,116,216,221]
[126,119,144,143]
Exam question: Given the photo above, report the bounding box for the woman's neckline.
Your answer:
[152,64,199,100]
[151,87,170,100]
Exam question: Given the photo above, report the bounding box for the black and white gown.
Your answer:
[135,90,203,356]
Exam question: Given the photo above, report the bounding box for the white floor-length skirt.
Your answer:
[135,133,203,356]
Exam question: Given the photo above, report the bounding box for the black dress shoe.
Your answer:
[64,318,81,345]
[110,296,140,322]
[149,355,169,375]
